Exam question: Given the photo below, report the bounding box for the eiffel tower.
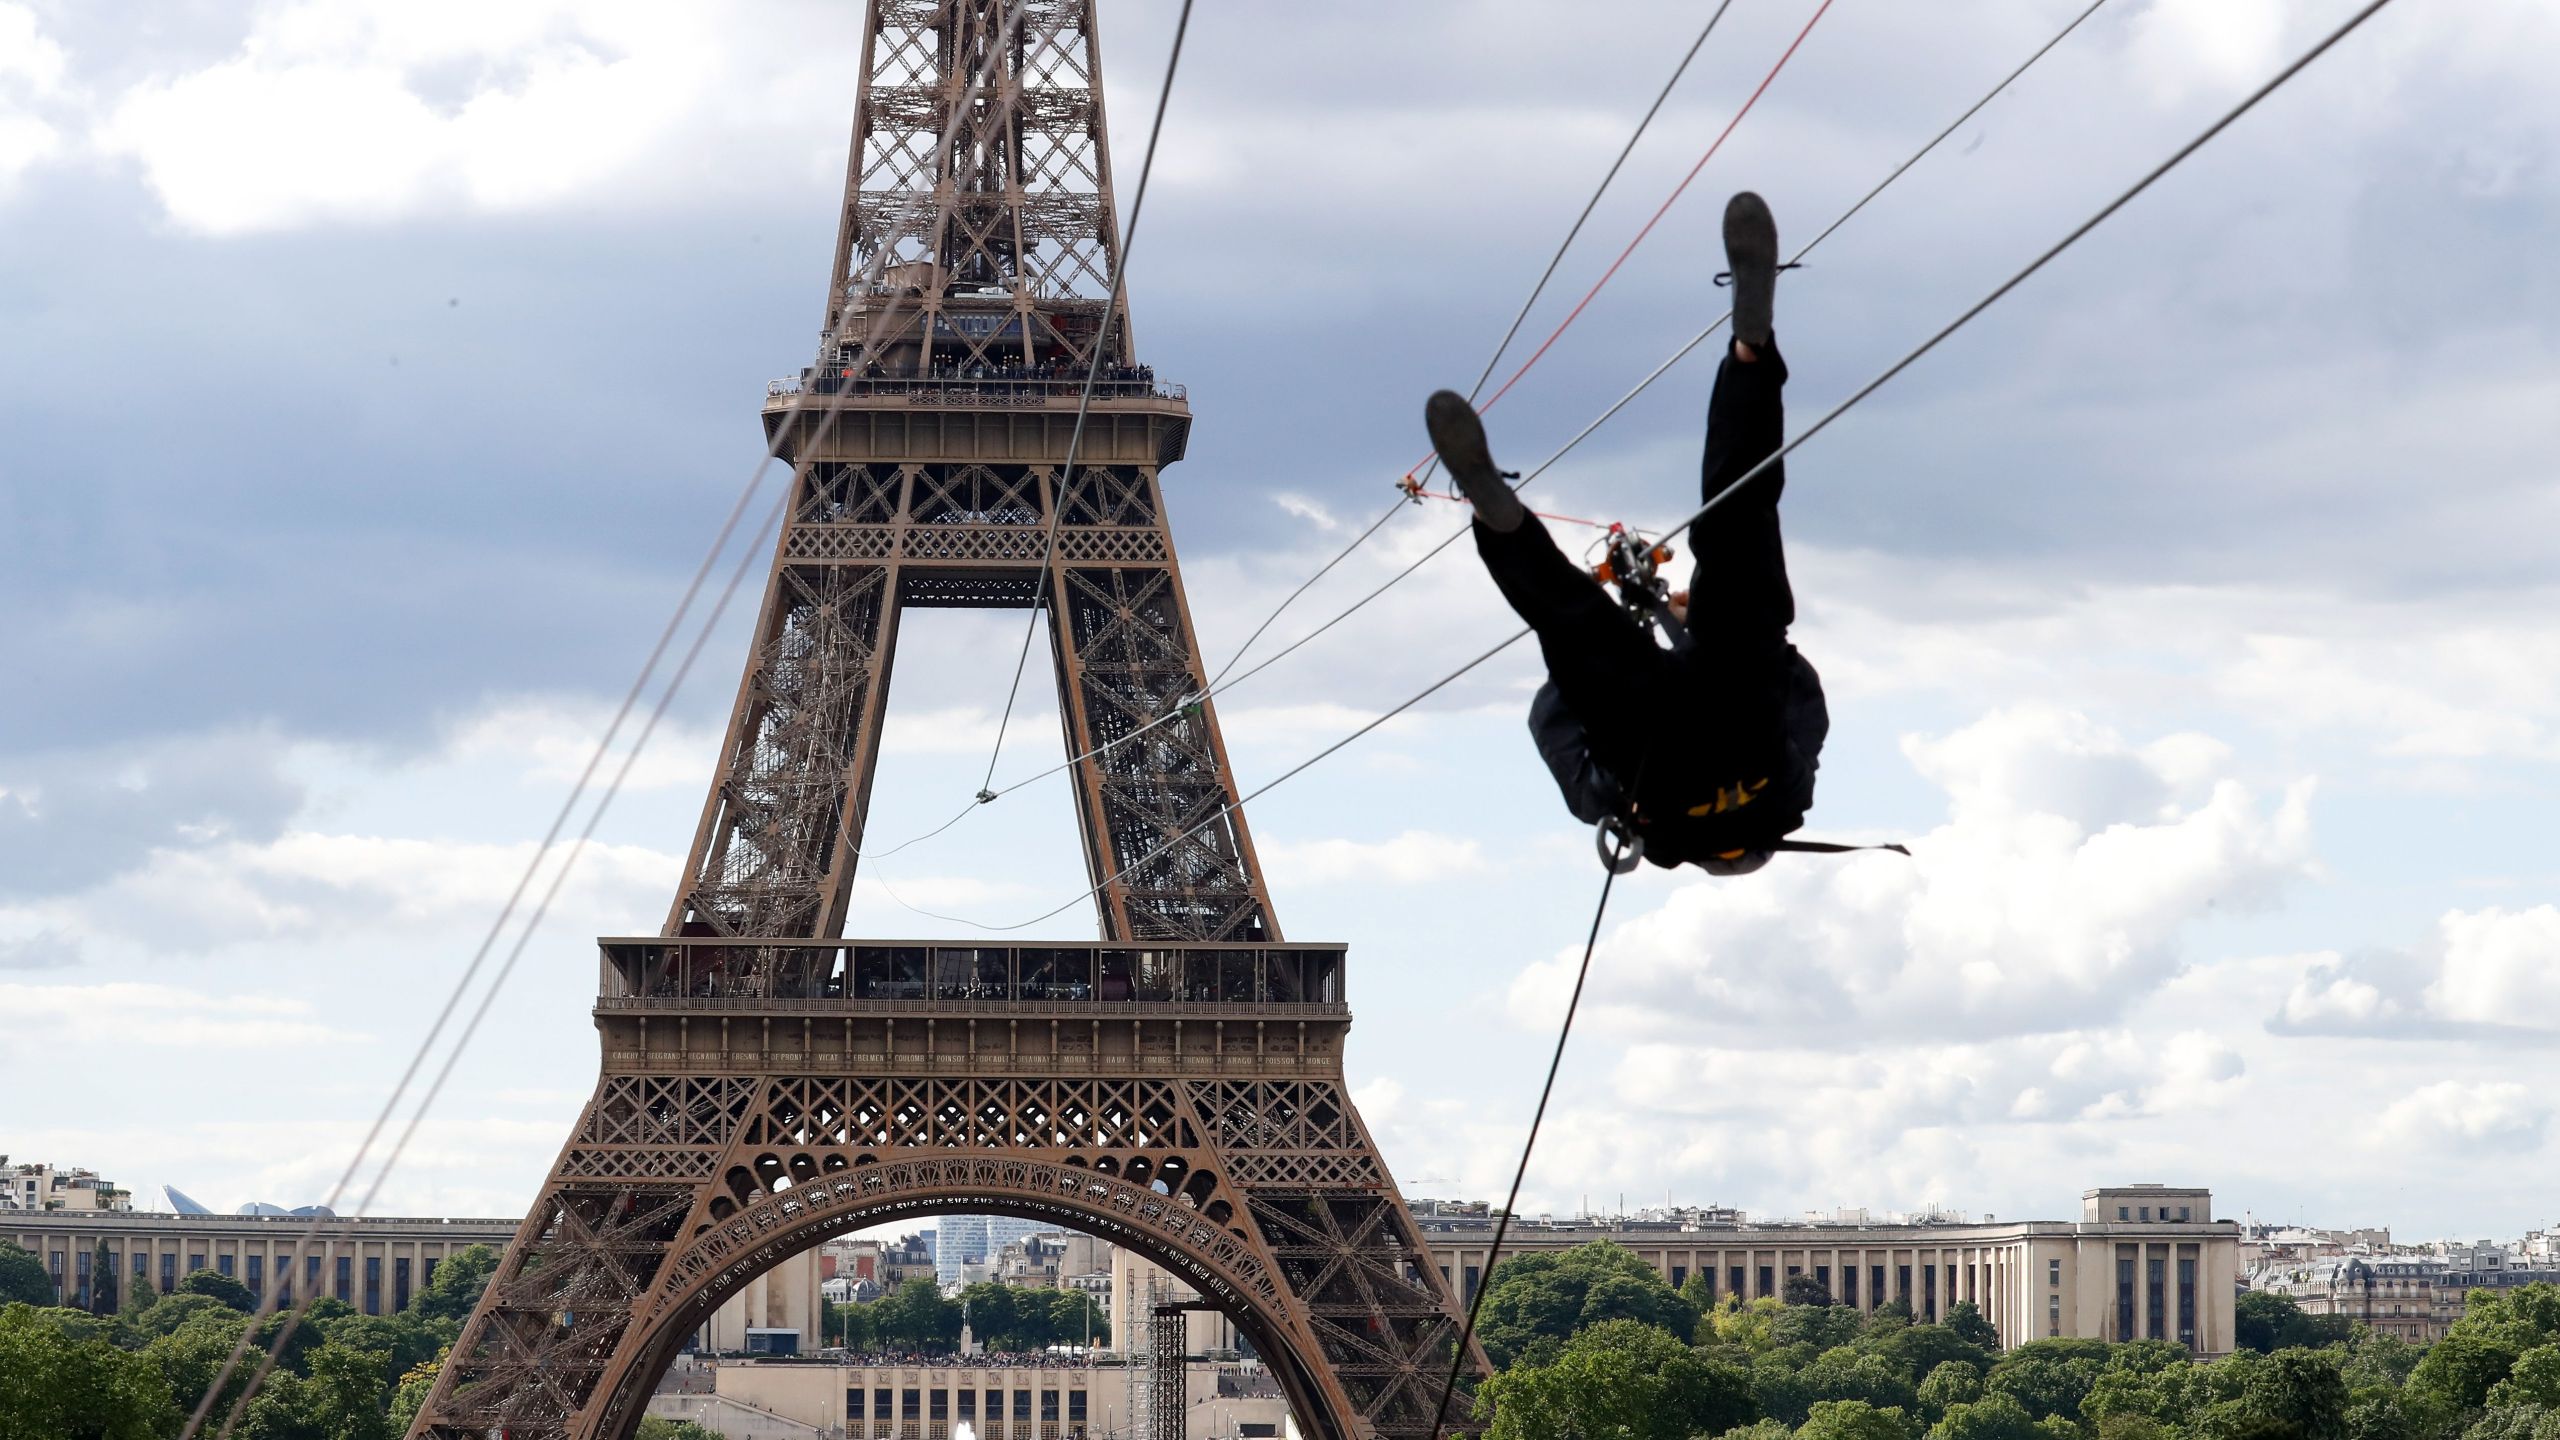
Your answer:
[408,4,1486,1437]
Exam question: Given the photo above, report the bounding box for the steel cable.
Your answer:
[978,0,1199,794]
[1427,850,1624,1440]
[862,0,2395,937]
[870,0,2121,856]
[175,1,1043,1429]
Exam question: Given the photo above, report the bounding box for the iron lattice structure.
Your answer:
[408,4,1486,1439]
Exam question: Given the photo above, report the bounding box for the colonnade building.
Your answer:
[1419,1184,2239,1356]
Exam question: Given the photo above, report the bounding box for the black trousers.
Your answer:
[1474,339,1796,815]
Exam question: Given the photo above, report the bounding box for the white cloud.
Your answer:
[2373,1081,2551,1153]
[444,701,720,794]
[94,0,796,234]
[2429,906,2560,1025]
[2273,906,2560,1037]
[0,979,361,1048]
[1506,706,2316,1047]
[1261,829,1486,887]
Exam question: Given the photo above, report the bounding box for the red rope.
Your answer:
[1405,0,1837,481]
[1398,485,1614,531]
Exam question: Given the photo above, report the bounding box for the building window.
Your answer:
[1873,1265,1887,1304]
[1923,1265,1938,1321]
[162,1254,177,1293]
[930,1389,948,1421]
[2049,1293,2062,1337]
[1463,1264,1480,1304]
[74,1250,91,1309]
[1070,1390,1088,1422]
[364,1257,382,1316]
[874,1388,891,1420]
[2177,1253,2198,1349]
[1042,1389,1060,1422]
[902,1389,919,1420]
[2146,1253,2167,1340]
[849,1389,867,1420]
[1758,1266,1775,1298]
[306,1256,322,1296]
[2116,1250,2136,1340]
[958,1390,974,1421]
[218,1254,236,1279]
[394,1258,412,1312]
[132,1252,148,1281]
[1671,1265,1688,1289]
[336,1256,352,1302]
[1897,1265,1911,1302]
[2118,1206,2130,1221]
[247,1256,264,1302]
[189,1253,207,1273]
[1731,1266,1746,1298]
[2049,1259,2062,1287]
[1014,1388,1032,1420]
[1815,1264,1831,1292]
[1843,1267,1859,1307]
[423,1258,439,1289]
[2140,1207,2152,1222]
[2179,1206,2192,1222]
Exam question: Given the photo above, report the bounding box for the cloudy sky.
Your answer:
[4,0,2557,1243]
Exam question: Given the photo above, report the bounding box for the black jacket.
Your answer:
[1529,645,1829,871]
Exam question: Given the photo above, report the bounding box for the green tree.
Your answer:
[146,1311,262,1433]
[387,1351,443,1436]
[1871,1324,1997,1386]
[2490,1346,2560,1410]
[0,1301,182,1440]
[129,1292,234,1340]
[87,1242,117,1317]
[121,1275,156,1318]
[1785,1274,1838,1307]
[2237,1348,2350,1440]
[2109,1342,2194,1378]
[870,1278,960,1352]
[2343,1395,2415,1440]
[0,1250,53,1309]
[412,1245,500,1324]
[1933,1392,2048,1440]
[1803,1398,1920,1440]
[1946,1302,2000,1349]
[1046,1288,1105,1348]
[2461,1408,2560,1440]
[177,1268,258,1314]
[1776,1306,1871,1353]
[1477,1319,1756,1440]
[2412,1331,2531,1416]
[1473,1243,1698,1368]
[2097,1415,2172,1440]
[1921,1361,1987,1419]
[1987,1342,2109,1422]
[1712,1296,1785,1355]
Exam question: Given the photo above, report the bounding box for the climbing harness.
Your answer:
[1590,522,1687,645]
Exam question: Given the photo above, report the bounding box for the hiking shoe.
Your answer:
[1424,390,1524,531]
[1723,191,1779,347]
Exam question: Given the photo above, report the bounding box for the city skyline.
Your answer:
[5,0,2560,1244]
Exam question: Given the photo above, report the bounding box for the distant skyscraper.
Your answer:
[934,1216,1048,1287]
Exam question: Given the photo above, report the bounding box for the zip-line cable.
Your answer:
[860,0,2396,936]
[919,0,2119,833]
[175,1,1045,1428]
[1213,0,1805,698]
[978,0,1199,795]
[855,0,1829,862]
[212,485,791,1440]
[1427,853,1624,1440]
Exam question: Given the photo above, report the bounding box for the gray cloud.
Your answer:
[0,732,302,898]
[0,927,80,970]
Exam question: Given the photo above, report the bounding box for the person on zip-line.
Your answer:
[1427,191,1867,876]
